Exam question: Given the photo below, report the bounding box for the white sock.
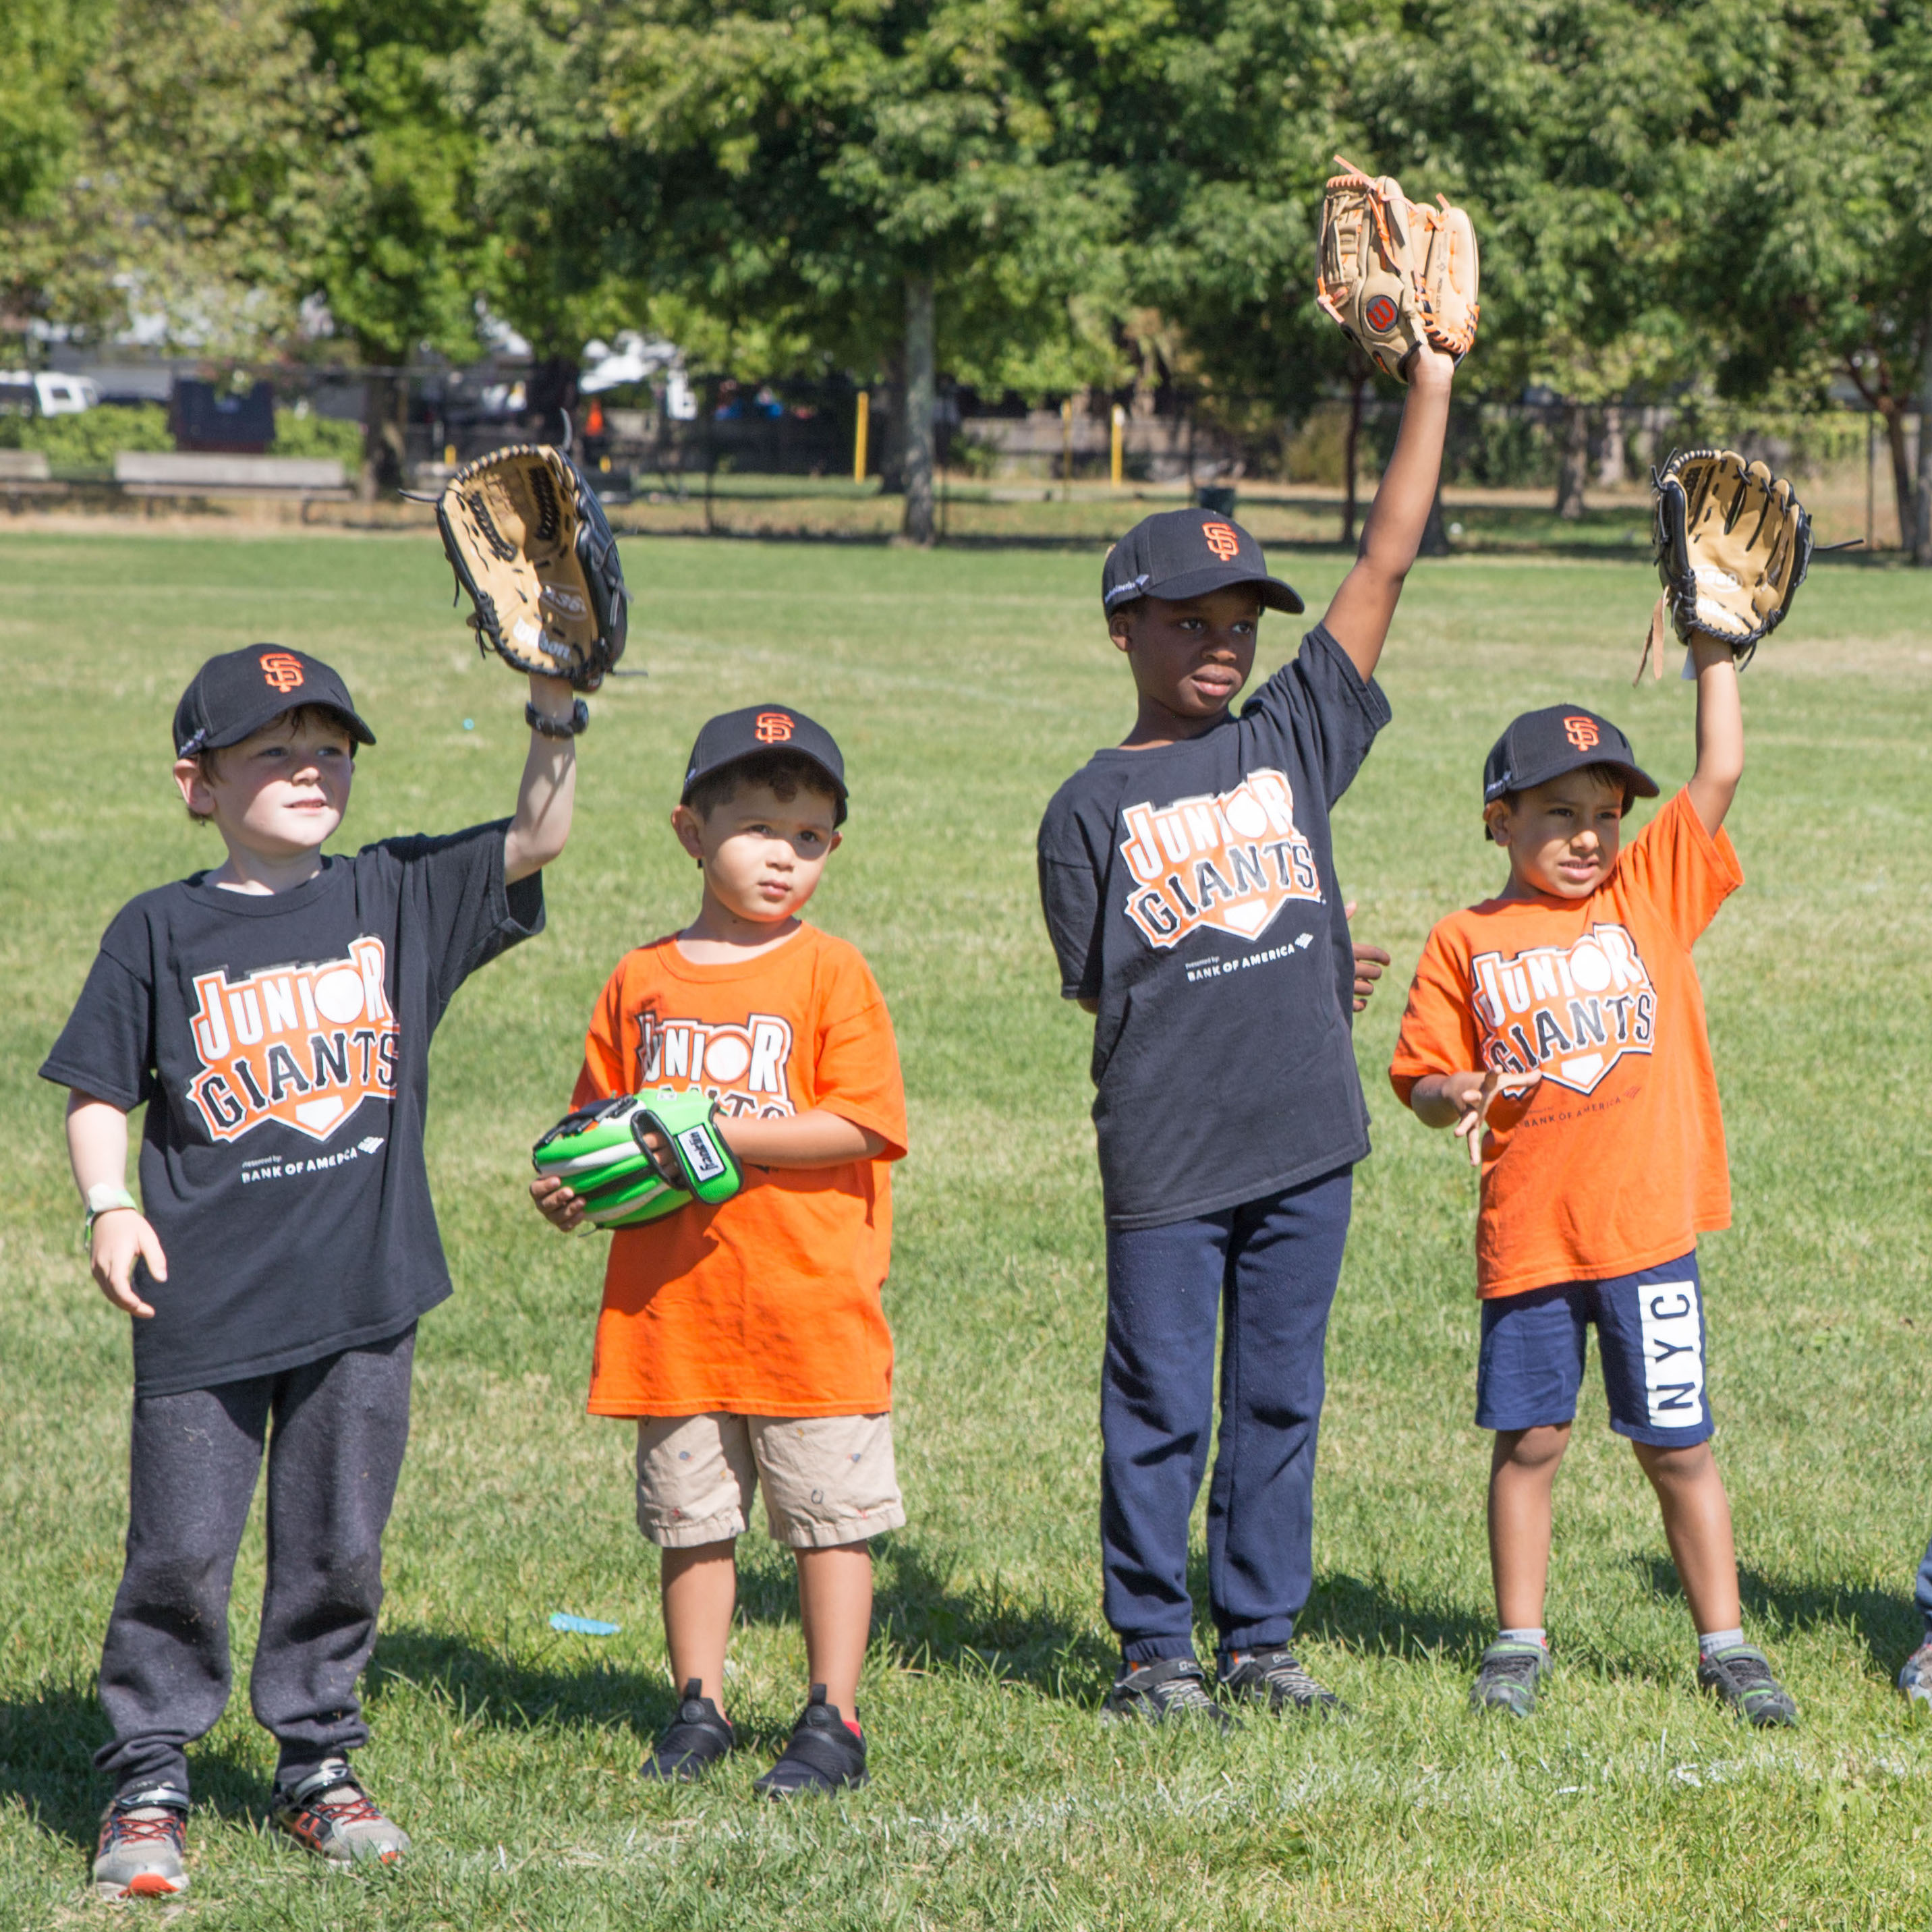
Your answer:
[1498,1626,1547,1649]
[1698,1626,1744,1657]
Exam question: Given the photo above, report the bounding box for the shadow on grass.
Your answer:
[0,1682,278,1853]
[1633,1555,1921,1679]
[1293,1571,1493,1666]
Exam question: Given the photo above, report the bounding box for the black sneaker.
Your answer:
[1470,1639,1550,1717]
[752,1684,868,1798]
[1217,1648,1348,1715]
[1697,1643,1797,1728]
[640,1679,736,1782]
[1101,1656,1235,1729]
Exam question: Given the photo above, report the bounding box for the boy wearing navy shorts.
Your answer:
[1035,344,1452,1722]
[1389,652,1797,1726]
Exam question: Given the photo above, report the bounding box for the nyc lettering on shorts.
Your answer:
[635,1412,906,1550]
[1475,1251,1712,1446]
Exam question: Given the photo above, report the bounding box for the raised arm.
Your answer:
[505,673,581,884]
[1321,347,1454,682]
[1684,638,1744,836]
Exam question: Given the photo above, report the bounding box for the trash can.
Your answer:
[1195,484,1237,516]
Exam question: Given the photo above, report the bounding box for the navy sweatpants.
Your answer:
[1100,1167,1353,1663]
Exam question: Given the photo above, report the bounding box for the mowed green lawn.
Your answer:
[3,528,1930,1930]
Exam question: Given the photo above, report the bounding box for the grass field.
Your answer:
[3,528,1930,1929]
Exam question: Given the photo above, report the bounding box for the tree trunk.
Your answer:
[1340,364,1367,546]
[1419,484,1450,557]
[903,276,936,546]
[528,354,580,452]
[1882,399,1912,550]
[1916,314,1932,565]
[360,371,407,500]
[1597,405,1626,488]
[1556,403,1589,520]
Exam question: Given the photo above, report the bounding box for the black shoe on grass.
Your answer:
[1102,1657,1234,1730]
[1470,1639,1550,1718]
[640,1680,736,1782]
[1697,1643,1797,1727]
[753,1684,868,1798]
[1217,1648,1348,1715]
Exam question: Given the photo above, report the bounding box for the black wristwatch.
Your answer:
[527,698,590,738]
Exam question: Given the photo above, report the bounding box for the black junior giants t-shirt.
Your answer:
[41,823,542,1394]
[1037,625,1390,1228]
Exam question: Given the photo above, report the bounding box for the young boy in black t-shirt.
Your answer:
[1036,347,1454,1722]
[41,644,582,1897]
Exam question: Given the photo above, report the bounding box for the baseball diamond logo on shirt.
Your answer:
[185,938,399,1143]
[1469,923,1657,1095]
[1118,768,1324,950]
[634,1009,797,1117]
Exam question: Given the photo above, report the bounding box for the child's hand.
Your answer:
[90,1209,165,1319]
[1342,901,1392,1013]
[1445,1067,1541,1166]
[530,1174,587,1232]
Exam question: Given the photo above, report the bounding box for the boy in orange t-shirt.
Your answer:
[1389,644,1796,1728]
[531,704,908,1796]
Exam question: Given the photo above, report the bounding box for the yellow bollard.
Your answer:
[1111,404,1125,488]
[853,391,870,483]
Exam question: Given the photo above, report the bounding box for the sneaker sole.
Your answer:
[96,1873,189,1898]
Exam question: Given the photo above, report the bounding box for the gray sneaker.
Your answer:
[1217,1648,1348,1714]
[273,1759,411,1865]
[1899,1640,1932,1711]
[1102,1656,1235,1729]
[92,1785,190,1898]
[1697,1643,1797,1728]
[1470,1639,1550,1717]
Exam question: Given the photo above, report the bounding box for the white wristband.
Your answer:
[83,1183,138,1241]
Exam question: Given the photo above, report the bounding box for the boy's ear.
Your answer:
[670,803,706,862]
[1482,801,1510,847]
[1107,606,1137,654]
[174,756,213,818]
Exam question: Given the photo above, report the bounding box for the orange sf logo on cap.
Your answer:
[1202,521,1241,563]
[754,711,794,744]
[260,652,306,693]
[1564,715,1600,750]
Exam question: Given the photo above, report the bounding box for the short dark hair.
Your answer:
[684,748,846,825]
[1484,760,1632,839]
[183,703,359,823]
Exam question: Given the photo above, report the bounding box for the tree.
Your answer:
[1697,0,1932,560]
[3,0,339,359]
[599,0,1135,540]
[294,0,488,491]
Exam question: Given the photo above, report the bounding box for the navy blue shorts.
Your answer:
[1475,1252,1712,1446]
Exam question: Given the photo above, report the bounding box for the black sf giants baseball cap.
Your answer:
[1482,704,1659,816]
[173,646,376,759]
[681,703,848,825]
[1102,507,1305,616]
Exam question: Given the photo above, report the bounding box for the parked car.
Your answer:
[0,372,101,416]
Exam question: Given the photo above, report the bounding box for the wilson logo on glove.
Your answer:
[185,939,398,1144]
[1117,768,1323,950]
[1469,924,1655,1096]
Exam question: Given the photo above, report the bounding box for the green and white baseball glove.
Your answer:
[531,1090,743,1229]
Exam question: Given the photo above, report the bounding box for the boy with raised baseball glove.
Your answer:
[1034,159,1462,1722]
[1388,505,1807,1723]
[42,640,586,1897]
[529,705,909,1798]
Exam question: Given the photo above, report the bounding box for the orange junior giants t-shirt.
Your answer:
[573,923,909,1418]
[1388,788,1742,1299]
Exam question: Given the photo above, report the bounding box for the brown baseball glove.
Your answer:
[436,444,627,691]
[1639,448,1813,681]
[1316,156,1480,382]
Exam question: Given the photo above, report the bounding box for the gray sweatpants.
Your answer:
[94,1326,415,1798]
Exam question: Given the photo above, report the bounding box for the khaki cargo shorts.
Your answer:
[635,1411,906,1550]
